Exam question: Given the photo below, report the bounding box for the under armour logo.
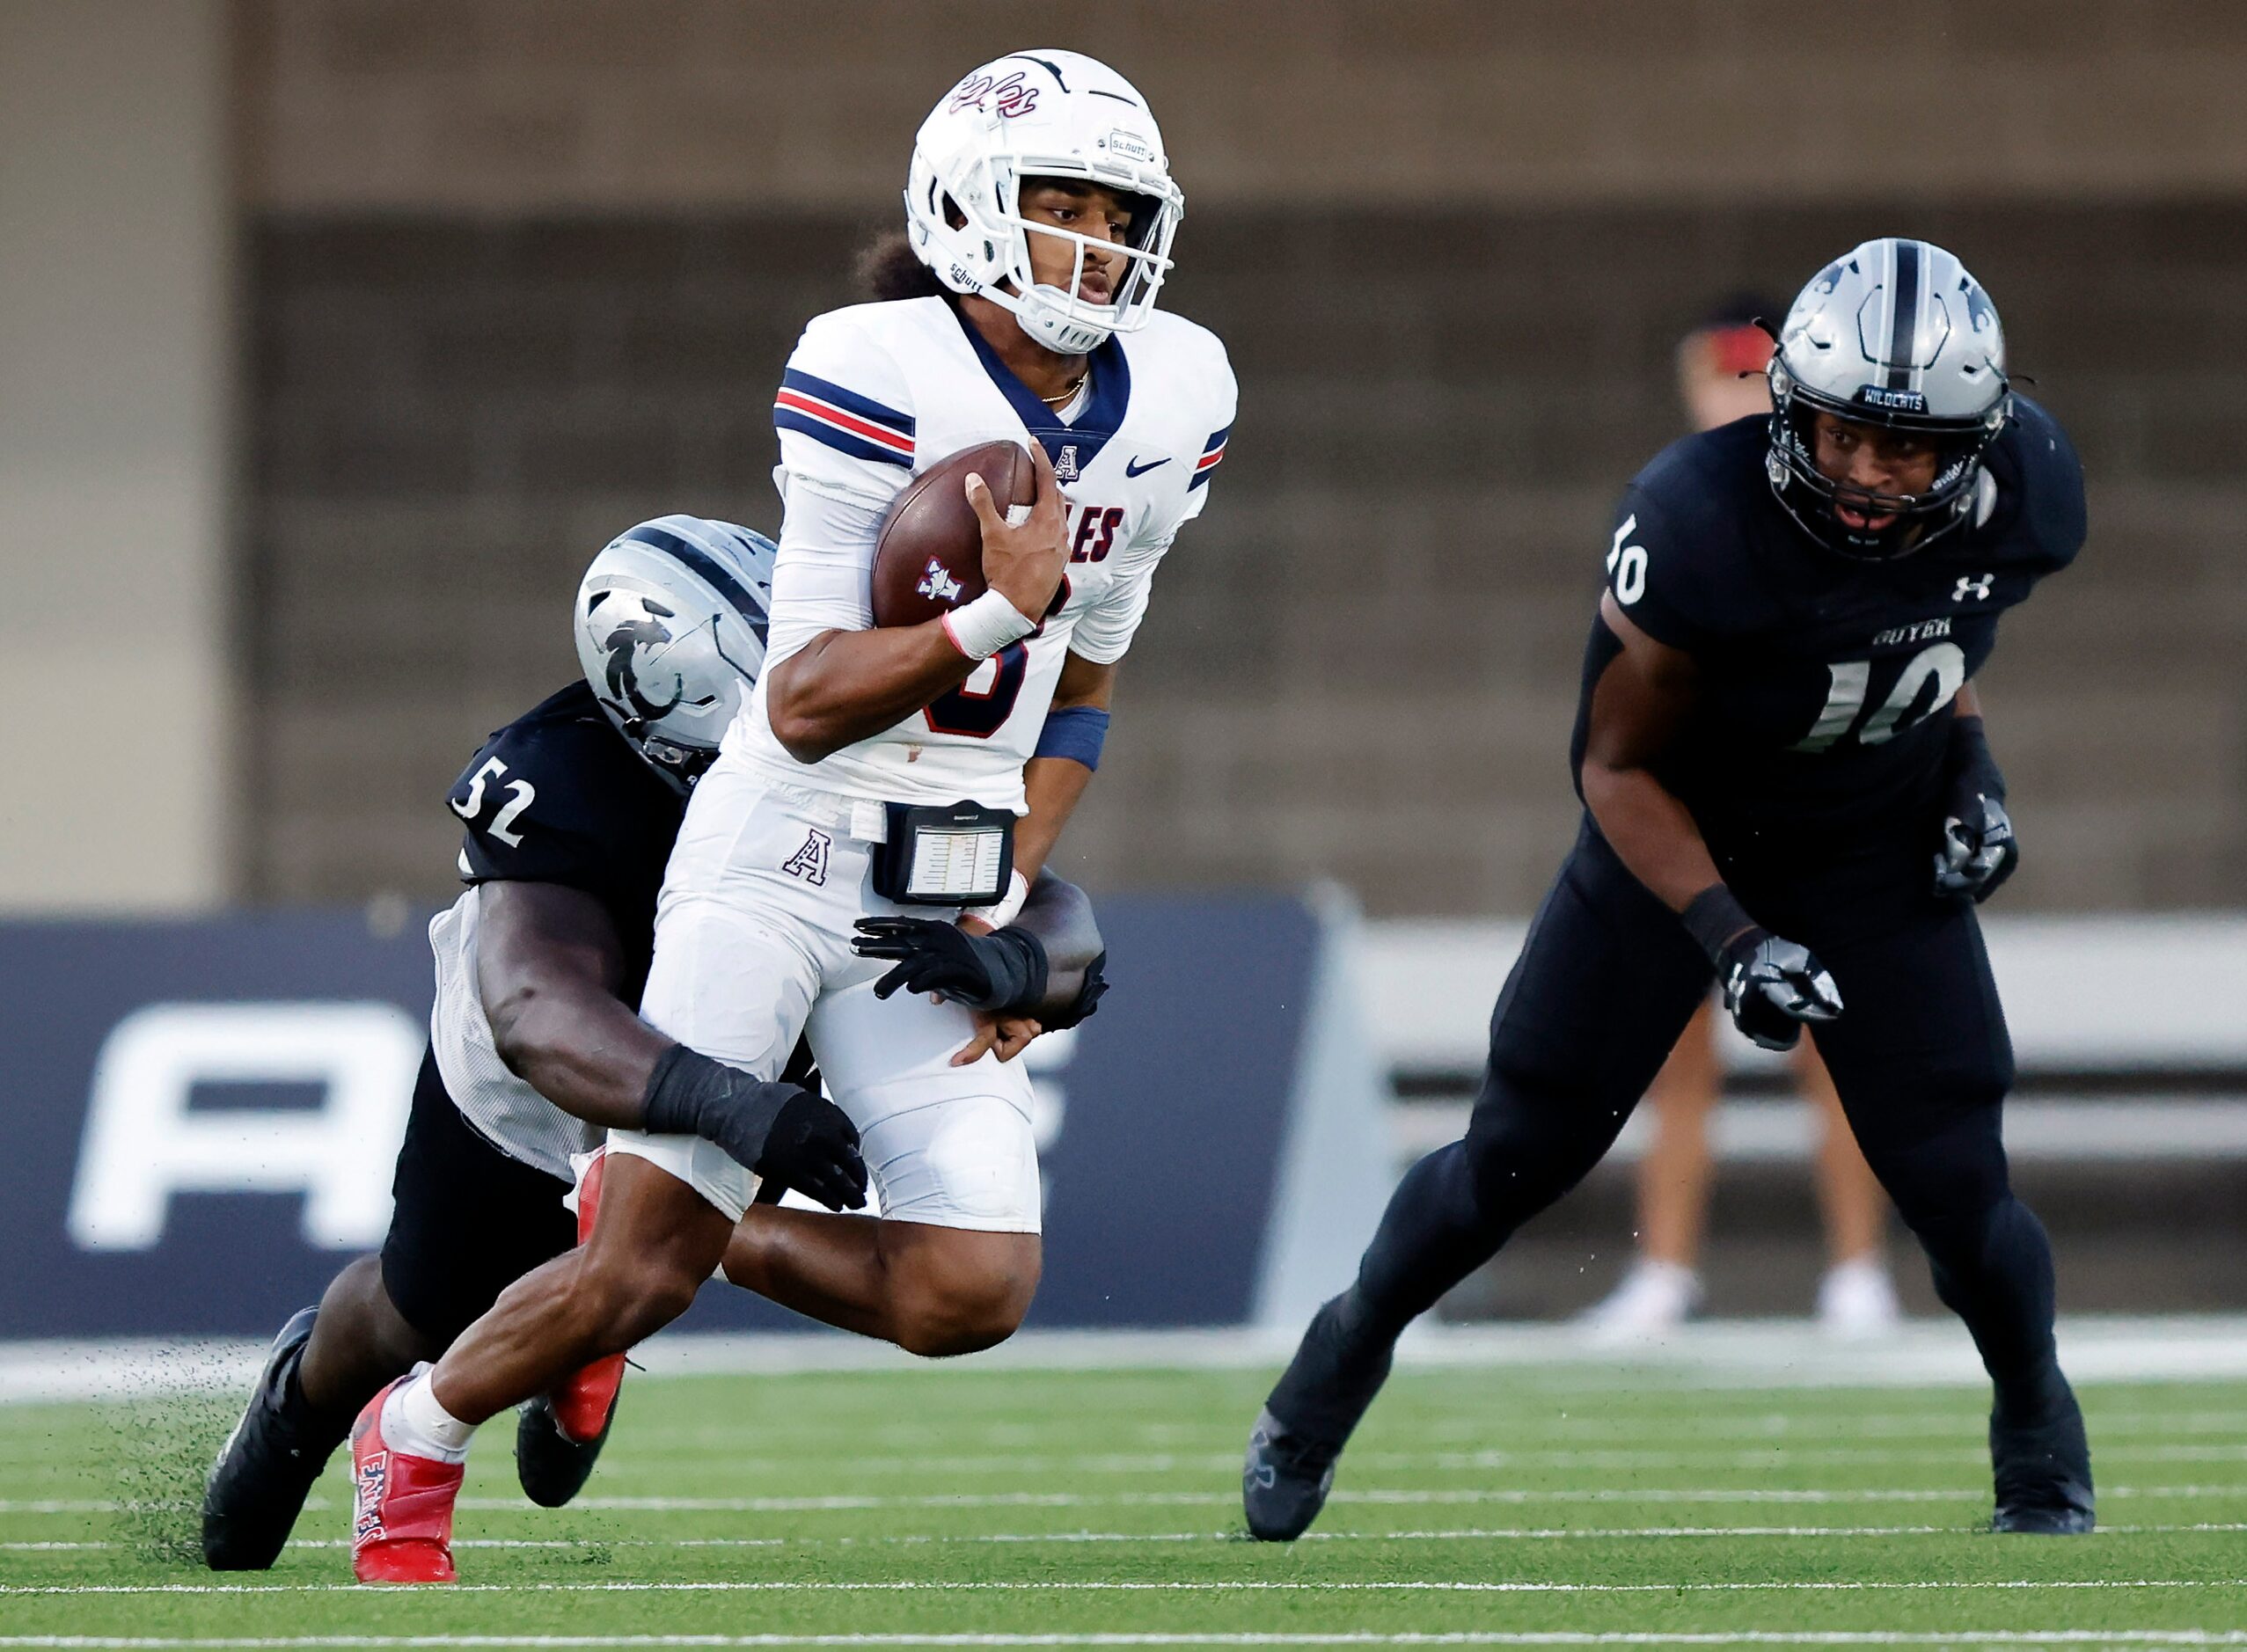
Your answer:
[780,828,831,887]
[1053,444,1081,483]
[1953,574,1994,602]
[917,558,962,605]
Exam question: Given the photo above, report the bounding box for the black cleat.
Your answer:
[1243,1294,1395,1541]
[514,1388,618,1509]
[1989,1382,2095,1534]
[1244,1407,1343,1541]
[202,1307,346,1569]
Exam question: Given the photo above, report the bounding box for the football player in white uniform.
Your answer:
[348,49,1234,1583]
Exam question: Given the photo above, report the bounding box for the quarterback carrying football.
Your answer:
[347,48,1234,1584]
[1248,239,2097,1542]
[201,520,1103,1574]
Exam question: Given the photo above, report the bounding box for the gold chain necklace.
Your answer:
[1040,366,1090,408]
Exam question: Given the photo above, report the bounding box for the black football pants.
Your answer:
[1336,815,2063,1414]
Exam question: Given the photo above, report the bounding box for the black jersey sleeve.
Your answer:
[1999,396,2088,576]
[446,692,655,897]
[1602,426,1774,656]
[1604,482,1723,654]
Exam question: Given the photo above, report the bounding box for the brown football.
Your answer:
[868,440,1036,628]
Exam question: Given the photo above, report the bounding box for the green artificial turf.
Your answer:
[3,1358,2243,1645]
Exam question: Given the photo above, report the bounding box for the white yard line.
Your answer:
[10,1316,2247,1402]
[6,1580,2245,1597]
[11,1523,2247,1553]
[547,1444,2247,1477]
[611,1411,2246,1452]
[4,1635,2247,1649]
[8,1484,2245,1519]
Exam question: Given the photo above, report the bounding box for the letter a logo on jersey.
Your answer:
[781,828,831,887]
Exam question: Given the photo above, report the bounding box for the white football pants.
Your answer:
[608,758,1041,1232]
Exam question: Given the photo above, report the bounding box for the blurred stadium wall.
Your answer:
[6,2,2247,916]
[0,2,234,910]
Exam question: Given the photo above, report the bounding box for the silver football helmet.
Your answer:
[574,516,775,792]
[1767,238,2011,559]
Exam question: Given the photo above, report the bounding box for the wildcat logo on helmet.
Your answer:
[599,615,686,724]
[948,69,1039,119]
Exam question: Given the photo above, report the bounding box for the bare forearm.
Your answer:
[766,624,978,763]
[1014,652,1114,881]
[1579,598,1725,915]
[1579,763,1725,916]
[1014,757,1093,883]
[487,977,671,1129]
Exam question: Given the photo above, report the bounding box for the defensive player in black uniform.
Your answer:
[204,518,1109,1571]
[1246,238,2093,1539]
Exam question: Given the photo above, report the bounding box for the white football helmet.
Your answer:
[574,516,775,792]
[1767,238,2011,559]
[904,50,1183,355]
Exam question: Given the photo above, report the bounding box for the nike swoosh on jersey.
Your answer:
[1124,456,1171,477]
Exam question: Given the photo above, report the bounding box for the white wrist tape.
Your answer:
[942,588,1037,662]
[964,868,1031,932]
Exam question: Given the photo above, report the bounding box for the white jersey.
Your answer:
[727,295,1235,811]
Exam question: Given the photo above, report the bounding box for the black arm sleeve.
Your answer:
[1013,874,1109,1029]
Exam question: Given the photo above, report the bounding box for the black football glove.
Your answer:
[1718,929,1844,1053]
[1934,792,2017,903]
[641,1044,867,1212]
[750,1091,871,1213]
[851,915,1048,1013]
[1933,713,2019,903]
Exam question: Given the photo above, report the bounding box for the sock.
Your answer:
[281,1358,356,1455]
[381,1365,476,1463]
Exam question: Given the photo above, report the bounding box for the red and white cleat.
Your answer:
[549,1353,626,1450]
[349,1378,463,1584]
[553,1149,626,1444]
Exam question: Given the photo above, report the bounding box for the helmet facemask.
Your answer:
[910,151,1181,354]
